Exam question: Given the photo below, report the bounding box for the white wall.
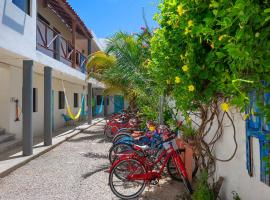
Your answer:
[208,112,270,200]
[0,64,10,131]
[52,78,87,130]
[0,64,87,140]
[8,66,22,138]
[0,0,37,59]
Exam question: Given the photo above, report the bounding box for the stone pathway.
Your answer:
[0,121,187,200]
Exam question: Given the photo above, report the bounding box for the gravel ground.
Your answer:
[0,121,187,200]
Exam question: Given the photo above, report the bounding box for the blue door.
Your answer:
[246,92,270,185]
[114,95,124,113]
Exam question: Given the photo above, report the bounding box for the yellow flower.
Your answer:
[149,126,155,131]
[188,20,193,27]
[184,27,190,35]
[210,43,215,49]
[188,85,195,92]
[177,4,185,16]
[221,103,229,112]
[182,65,189,72]
[243,114,250,120]
[175,76,181,84]
[218,35,223,41]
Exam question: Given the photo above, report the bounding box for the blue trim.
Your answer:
[246,92,270,185]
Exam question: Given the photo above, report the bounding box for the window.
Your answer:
[74,93,78,108]
[58,91,65,109]
[97,95,104,106]
[12,0,30,15]
[33,88,38,112]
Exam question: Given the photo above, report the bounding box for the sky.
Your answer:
[68,0,160,40]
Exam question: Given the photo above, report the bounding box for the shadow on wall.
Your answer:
[2,0,26,34]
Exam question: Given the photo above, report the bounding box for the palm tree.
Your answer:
[87,31,153,111]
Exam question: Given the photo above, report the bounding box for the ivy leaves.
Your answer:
[150,0,270,113]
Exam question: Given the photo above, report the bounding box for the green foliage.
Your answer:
[192,171,215,200]
[181,123,196,140]
[150,0,270,115]
[87,29,161,118]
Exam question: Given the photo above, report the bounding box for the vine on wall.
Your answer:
[149,0,270,173]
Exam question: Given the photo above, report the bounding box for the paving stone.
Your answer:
[0,121,186,200]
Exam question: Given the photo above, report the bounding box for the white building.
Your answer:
[0,0,126,156]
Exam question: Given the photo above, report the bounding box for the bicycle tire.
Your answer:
[173,155,193,194]
[112,133,132,143]
[108,143,133,164]
[109,159,147,199]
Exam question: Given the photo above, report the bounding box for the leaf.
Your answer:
[264,8,270,13]
[265,16,270,22]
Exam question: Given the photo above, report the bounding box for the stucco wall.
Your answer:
[0,64,11,131]
[0,0,37,59]
[206,112,270,200]
[0,64,87,139]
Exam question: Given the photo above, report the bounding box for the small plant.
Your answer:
[180,123,196,140]
[192,171,215,200]
[232,191,241,200]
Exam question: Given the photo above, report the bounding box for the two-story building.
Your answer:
[0,0,126,156]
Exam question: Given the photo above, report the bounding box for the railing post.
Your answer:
[55,35,61,61]
[72,20,77,68]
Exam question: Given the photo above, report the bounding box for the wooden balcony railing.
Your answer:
[36,19,86,73]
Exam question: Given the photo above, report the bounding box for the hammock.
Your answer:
[62,80,85,121]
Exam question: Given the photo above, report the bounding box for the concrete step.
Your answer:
[0,140,21,156]
[0,128,5,136]
[0,134,15,144]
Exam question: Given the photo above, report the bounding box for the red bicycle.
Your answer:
[108,136,193,199]
[104,114,139,139]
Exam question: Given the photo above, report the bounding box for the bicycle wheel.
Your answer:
[167,154,199,182]
[167,156,182,182]
[112,133,132,143]
[109,143,133,164]
[173,155,193,194]
[109,159,146,199]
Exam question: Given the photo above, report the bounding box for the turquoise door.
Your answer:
[114,95,124,113]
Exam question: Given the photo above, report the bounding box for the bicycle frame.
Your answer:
[109,142,188,182]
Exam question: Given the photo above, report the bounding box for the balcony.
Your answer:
[36,19,87,74]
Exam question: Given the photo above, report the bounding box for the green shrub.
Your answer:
[192,171,215,200]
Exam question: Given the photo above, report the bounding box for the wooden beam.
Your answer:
[53,0,76,20]
[72,20,77,68]
[41,0,48,8]
[51,0,92,39]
